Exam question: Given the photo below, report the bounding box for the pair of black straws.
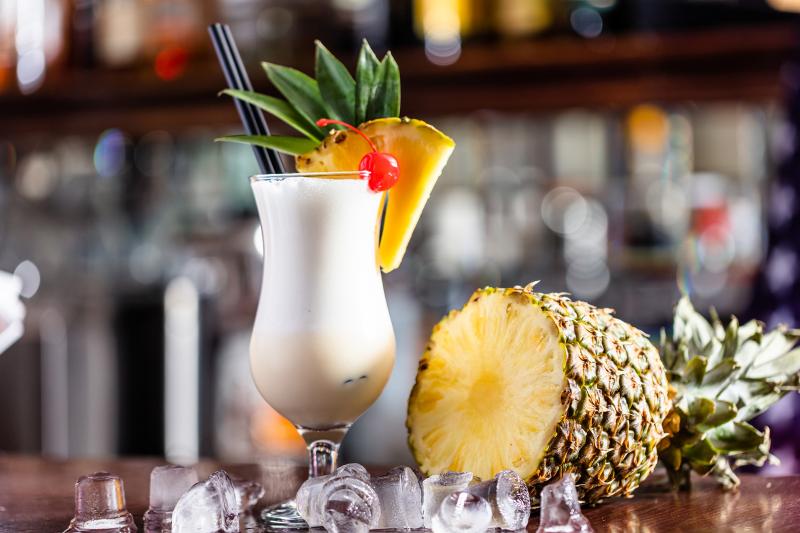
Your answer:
[208,23,285,175]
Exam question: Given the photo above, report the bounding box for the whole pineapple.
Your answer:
[407,283,800,503]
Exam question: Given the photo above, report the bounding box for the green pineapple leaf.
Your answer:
[355,39,381,124]
[708,421,766,453]
[682,438,717,464]
[367,51,400,119]
[700,358,737,387]
[220,89,324,141]
[215,134,318,156]
[660,294,800,492]
[748,347,800,379]
[697,400,737,431]
[710,458,740,490]
[683,355,707,386]
[262,62,328,127]
[315,40,355,124]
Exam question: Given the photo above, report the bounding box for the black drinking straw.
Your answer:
[208,23,285,174]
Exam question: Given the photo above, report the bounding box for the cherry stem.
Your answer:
[316,118,377,153]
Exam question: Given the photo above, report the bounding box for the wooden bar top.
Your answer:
[1,454,798,532]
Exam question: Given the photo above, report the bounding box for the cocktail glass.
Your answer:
[250,171,396,528]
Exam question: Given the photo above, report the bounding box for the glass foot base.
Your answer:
[261,499,308,530]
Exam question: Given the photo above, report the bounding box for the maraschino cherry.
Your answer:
[316,119,399,192]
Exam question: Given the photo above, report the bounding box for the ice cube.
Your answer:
[320,476,381,533]
[143,465,199,532]
[334,463,370,481]
[371,466,423,529]
[64,472,136,532]
[233,478,264,531]
[536,474,594,533]
[172,470,239,533]
[422,471,473,528]
[297,475,330,526]
[467,469,531,530]
[296,463,371,527]
[233,478,264,514]
[431,491,492,533]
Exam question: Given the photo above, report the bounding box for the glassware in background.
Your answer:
[94,0,146,68]
[250,172,396,527]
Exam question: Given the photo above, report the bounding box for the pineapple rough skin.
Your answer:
[407,284,671,504]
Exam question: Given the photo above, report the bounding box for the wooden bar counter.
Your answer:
[0,455,798,532]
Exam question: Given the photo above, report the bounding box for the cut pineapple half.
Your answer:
[407,288,567,482]
[407,284,671,503]
[296,117,455,272]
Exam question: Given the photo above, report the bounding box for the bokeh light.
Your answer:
[16,151,57,200]
[627,104,669,154]
[13,259,40,298]
[15,0,47,94]
[541,187,588,235]
[93,129,128,178]
[416,0,463,65]
[570,7,603,39]
[154,46,189,81]
[16,49,45,93]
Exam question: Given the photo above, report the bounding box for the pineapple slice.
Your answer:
[296,117,455,272]
[407,284,671,504]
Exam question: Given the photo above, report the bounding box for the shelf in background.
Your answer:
[1,23,796,136]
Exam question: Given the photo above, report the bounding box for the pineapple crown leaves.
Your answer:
[658,296,800,490]
[215,40,400,155]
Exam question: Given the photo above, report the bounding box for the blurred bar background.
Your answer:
[1,0,800,472]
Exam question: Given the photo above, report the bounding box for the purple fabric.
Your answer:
[747,33,800,474]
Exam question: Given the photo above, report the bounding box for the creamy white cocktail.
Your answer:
[214,32,455,529]
[250,172,395,431]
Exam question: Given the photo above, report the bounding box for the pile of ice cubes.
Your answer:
[295,464,534,533]
[63,463,593,532]
[62,466,264,533]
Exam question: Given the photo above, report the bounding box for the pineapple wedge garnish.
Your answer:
[296,118,455,272]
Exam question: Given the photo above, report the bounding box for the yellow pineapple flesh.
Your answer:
[409,290,567,481]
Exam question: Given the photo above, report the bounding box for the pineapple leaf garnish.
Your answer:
[218,40,401,156]
[220,89,324,141]
[659,296,800,491]
[215,134,318,156]
[262,62,328,127]
[367,52,400,119]
[315,40,356,124]
[355,39,381,124]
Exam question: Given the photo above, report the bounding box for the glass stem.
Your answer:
[307,440,339,478]
[297,426,350,478]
